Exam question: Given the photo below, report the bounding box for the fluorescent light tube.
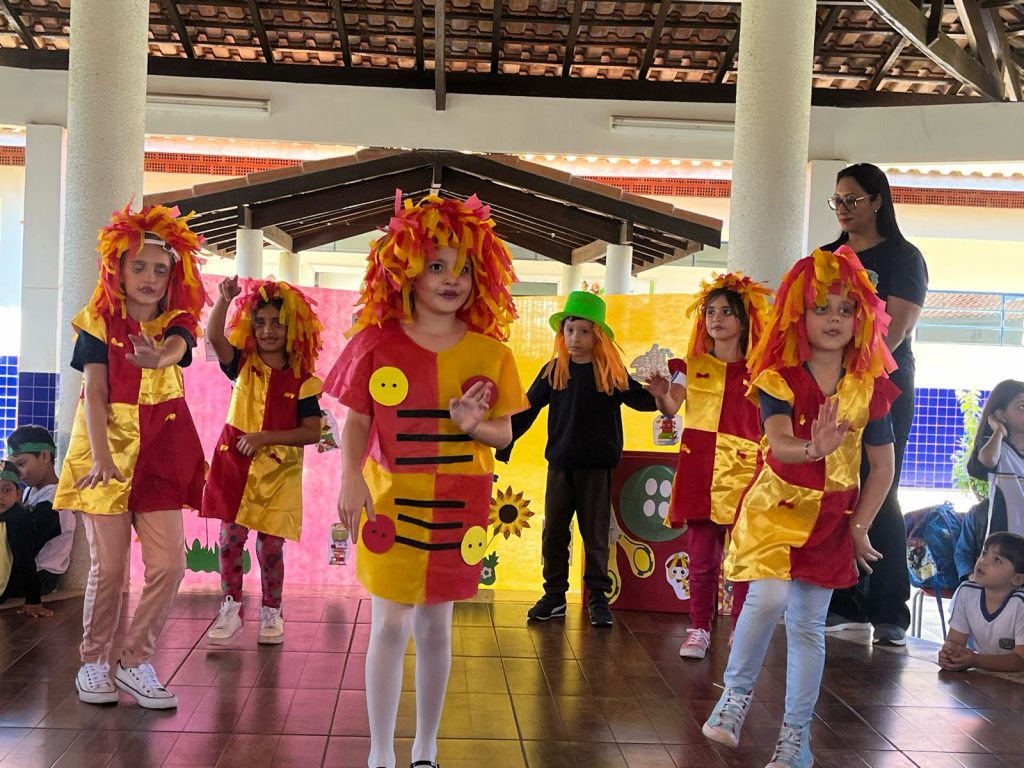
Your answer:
[146,93,271,115]
[609,116,734,133]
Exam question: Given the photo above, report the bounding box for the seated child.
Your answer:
[0,460,50,617]
[939,531,1024,673]
[8,425,75,598]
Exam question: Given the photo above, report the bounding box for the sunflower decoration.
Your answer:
[489,486,535,539]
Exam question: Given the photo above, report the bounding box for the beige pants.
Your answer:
[80,509,185,667]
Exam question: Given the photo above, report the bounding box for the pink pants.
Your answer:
[80,509,185,667]
[686,518,748,633]
[219,523,285,609]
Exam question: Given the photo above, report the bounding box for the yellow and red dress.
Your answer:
[665,354,760,528]
[726,366,900,589]
[326,320,527,605]
[200,350,323,541]
[54,308,206,515]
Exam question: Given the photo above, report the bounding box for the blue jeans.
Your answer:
[723,578,833,725]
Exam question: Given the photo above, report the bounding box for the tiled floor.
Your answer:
[2,590,1024,768]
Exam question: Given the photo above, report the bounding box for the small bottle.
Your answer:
[329,522,350,566]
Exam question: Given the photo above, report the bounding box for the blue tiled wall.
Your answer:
[17,371,58,433]
[0,356,18,458]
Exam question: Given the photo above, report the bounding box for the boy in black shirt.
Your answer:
[0,460,51,617]
[498,292,665,627]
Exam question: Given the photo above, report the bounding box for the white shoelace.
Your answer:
[131,662,165,692]
[261,607,282,630]
[82,662,110,686]
[684,629,710,646]
[214,600,237,630]
[714,688,751,731]
[773,725,804,764]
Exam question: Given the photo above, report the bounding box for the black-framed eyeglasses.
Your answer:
[827,194,868,211]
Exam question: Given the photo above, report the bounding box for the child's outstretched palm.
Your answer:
[219,275,241,303]
[450,380,493,435]
[809,397,850,459]
[126,334,163,369]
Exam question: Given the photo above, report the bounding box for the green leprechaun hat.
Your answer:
[549,291,615,340]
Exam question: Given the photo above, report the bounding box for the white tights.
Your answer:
[366,596,454,768]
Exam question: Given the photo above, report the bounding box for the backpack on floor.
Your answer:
[905,501,965,592]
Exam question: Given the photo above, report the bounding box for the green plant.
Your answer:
[950,389,988,502]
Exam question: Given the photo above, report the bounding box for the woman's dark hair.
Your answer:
[968,379,1024,480]
[833,163,907,245]
[984,532,1024,575]
[705,287,750,353]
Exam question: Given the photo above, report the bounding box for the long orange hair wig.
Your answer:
[685,272,773,364]
[542,322,630,395]
[226,280,324,378]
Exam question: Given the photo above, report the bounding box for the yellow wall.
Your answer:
[483,293,696,594]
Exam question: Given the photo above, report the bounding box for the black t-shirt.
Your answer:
[822,236,928,385]
[497,361,657,470]
[221,347,321,420]
[70,326,196,371]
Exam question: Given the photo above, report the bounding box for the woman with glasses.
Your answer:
[822,163,929,648]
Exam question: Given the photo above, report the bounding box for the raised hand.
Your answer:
[449,380,493,435]
[808,397,851,459]
[988,415,1008,440]
[219,275,241,303]
[646,374,670,399]
[125,334,163,369]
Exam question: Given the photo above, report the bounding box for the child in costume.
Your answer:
[940,532,1024,673]
[650,273,772,659]
[0,460,50,615]
[202,277,323,646]
[499,291,663,628]
[955,380,1024,581]
[54,204,207,710]
[8,425,74,612]
[702,247,898,768]
[328,194,526,768]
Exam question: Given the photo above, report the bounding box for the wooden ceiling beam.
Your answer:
[862,0,1006,100]
[414,0,425,71]
[562,0,584,78]
[714,32,739,84]
[250,167,434,229]
[160,0,195,59]
[927,0,944,43]
[435,0,446,110]
[571,240,610,266]
[244,0,275,64]
[440,169,622,243]
[497,223,575,263]
[979,3,1023,100]
[870,36,908,89]
[490,0,502,74]
[262,224,293,252]
[329,0,353,67]
[638,0,671,81]
[0,0,37,50]
[814,7,843,59]
[291,208,407,252]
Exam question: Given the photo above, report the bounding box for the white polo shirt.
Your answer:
[949,581,1024,655]
[23,484,76,575]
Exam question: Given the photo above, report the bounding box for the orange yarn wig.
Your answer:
[685,272,773,364]
[89,203,208,320]
[749,246,896,383]
[348,192,519,341]
[226,280,324,379]
[542,325,630,395]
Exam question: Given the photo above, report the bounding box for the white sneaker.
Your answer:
[679,628,712,659]
[258,606,285,645]
[75,662,119,705]
[114,662,178,710]
[207,596,243,644]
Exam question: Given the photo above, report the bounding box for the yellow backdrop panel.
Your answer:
[486,292,697,594]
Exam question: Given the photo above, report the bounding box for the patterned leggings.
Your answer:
[219,522,284,608]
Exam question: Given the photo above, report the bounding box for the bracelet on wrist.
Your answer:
[851,521,870,531]
[804,440,821,462]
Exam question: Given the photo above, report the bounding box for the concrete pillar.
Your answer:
[236,229,265,279]
[560,263,583,295]
[17,124,65,431]
[727,0,817,287]
[804,160,848,256]
[277,250,300,284]
[604,244,632,295]
[58,0,149,590]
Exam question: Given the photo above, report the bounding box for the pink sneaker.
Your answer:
[679,628,711,659]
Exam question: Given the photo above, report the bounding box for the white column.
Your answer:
[727,0,817,287]
[604,244,632,295]
[560,263,583,295]
[804,159,848,256]
[58,0,149,591]
[19,124,65,380]
[236,228,265,279]
[277,250,300,284]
